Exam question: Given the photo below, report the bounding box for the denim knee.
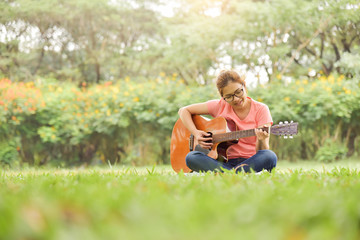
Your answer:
[185,151,202,168]
[260,149,278,168]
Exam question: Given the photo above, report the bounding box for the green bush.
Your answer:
[0,141,19,167]
[0,73,359,166]
[315,140,348,163]
[251,75,360,161]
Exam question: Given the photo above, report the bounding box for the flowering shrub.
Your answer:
[0,76,217,166]
[0,73,358,166]
[251,74,360,161]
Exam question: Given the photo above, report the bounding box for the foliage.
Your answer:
[0,141,19,167]
[251,74,360,161]
[0,0,163,82]
[0,76,218,166]
[1,0,360,83]
[1,167,360,239]
[315,140,348,163]
[0,72,359,166]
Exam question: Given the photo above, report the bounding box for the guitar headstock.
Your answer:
[270,121,298,138]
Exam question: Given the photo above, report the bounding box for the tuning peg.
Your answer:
[284,121,289,124]
[279,121,283,125]
[284,136,288,139]
[289,135,293,139]
[290,120,294,123]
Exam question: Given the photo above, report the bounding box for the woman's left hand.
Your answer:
[255,126,270,141]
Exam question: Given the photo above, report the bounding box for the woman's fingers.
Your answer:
[196,131,213,149]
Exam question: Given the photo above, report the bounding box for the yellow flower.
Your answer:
[124,91,130,96]
[95,109,100,114]
[337,75,345,82]
[107,110,111,116]
[302,79,308,85]
[284,97,290,102]
[156,113,160,117]
[257,98,263,102]
[133,97,140,102]
[296,100,300,104]
[119,103,124,107]
[319,76,327,82]
[298,88,304,93]
[276,74,282,80]
[328,75,335,84]
[295,80,301,85]
[159,72,166,77]
[26,82,34,88]
[125,76,130,82]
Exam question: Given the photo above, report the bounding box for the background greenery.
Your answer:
[0,0,359,167]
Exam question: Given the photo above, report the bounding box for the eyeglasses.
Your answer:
[223,87,244,102]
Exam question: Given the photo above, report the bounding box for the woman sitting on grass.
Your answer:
[178,70,277,173]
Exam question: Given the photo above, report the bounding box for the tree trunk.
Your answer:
[300,140,308,159]
[95,61,101,83]
[346,132,357,157]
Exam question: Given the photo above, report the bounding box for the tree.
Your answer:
[0,0,163,83]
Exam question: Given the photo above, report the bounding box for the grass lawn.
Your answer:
[1,159,360,240]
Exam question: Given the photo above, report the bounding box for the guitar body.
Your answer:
[170,115,233,173]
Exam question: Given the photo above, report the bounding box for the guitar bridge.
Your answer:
[189,134,194,151]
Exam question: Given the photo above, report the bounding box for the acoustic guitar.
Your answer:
[170,115,298,173]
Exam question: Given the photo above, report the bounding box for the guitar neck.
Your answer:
[213,128,267,143]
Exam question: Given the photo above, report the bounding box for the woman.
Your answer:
[178,70,277,173]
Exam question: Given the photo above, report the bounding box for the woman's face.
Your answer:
[221,81,247,109]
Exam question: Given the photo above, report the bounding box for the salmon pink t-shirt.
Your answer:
[206,97,273,159]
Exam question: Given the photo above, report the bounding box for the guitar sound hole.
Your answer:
[204,132,213,143]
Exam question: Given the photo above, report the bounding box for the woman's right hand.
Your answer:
[194,130,213,149]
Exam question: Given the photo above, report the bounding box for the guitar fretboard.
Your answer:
[212,128,268,143]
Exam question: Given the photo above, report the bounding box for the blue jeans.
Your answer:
[185,150,277,173]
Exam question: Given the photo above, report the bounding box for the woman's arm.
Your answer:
[178,103,213,149]
[255,122,271,152]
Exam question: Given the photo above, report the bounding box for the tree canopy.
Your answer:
[1,0,360,84]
